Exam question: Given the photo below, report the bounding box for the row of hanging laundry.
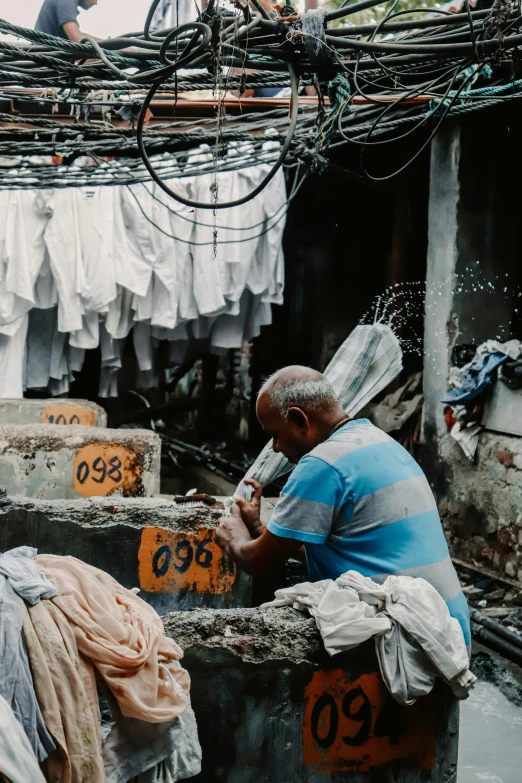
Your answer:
[0,144,288,398]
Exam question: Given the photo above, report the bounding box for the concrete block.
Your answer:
[0,424,159,499]
[0,398,106,427]
[164,607,459,783]
[0,493,251,614]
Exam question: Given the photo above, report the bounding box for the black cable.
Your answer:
[136,62,299,209]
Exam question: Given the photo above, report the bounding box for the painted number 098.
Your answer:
[76,456,123,484]
[152,538,213,577]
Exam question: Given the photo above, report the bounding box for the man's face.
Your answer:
[79,0,98,10]
[257,395,313,464]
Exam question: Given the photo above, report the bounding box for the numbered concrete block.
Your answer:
[0,492,251,613]
[0,424,159,499]
[163,607,459,783]
[0,399,106,426]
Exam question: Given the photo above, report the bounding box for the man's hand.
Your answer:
[233,478,264,538]
[215,504,251,556]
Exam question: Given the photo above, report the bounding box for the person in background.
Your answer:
[215,365,471,648]
[35,0,98,42]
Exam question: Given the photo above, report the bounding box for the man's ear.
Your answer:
[287,407,309,430]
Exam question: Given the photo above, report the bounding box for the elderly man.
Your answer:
[35,0,98,42]
[216,365,470,646]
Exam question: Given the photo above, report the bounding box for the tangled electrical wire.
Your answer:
[0,0,521,200]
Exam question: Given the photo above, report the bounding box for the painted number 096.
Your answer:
[152,538,213,577]
[76,456,123,484]
[311,686,406,750]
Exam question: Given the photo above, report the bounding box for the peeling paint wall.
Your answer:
[0,424,160,498]
[422,118,522,583]
[163,607,459,783]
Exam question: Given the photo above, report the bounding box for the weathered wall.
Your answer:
[0,491,251,612]
[422,118,522,582]
[0,398,107,427]
[164,607,459,783]
[0,424,160,498]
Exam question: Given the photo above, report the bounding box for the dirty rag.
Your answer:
[101,682,201,783]
[362,371,423,433]
[0,693,46,783]
[442,338,522,405]
[0,545,56,604]
[0,546,56,762]
[263,570,475,706]
[235,323,403,499]
[36,555,191,723]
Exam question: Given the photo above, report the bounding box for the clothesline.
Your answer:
[0,143,290,400]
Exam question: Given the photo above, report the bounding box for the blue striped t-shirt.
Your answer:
[267,419,470,646]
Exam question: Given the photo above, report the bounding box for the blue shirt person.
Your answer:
[215,365,470,647]
[35,0,98,42]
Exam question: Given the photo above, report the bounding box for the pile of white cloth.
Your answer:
[235,322,403,498]
[0,145,287,399]
[263,570,476,706]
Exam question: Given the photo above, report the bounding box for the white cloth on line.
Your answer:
[43,189,86,334]
[0,148,288,397]
[0,313,29,397]
[263,570,475,706]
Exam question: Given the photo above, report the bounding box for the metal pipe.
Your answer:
[470,609,522,653]
[471,622,522,668]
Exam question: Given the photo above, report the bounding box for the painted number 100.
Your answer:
[47,413,80,424]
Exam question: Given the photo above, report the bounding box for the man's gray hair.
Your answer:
[259,370,338,419]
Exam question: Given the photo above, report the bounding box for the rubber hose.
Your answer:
[136,61,299,210]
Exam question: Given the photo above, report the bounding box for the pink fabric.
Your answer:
[36,555,190,724]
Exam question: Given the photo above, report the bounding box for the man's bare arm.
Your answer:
[62,21,99,42]
[215,506,303,575]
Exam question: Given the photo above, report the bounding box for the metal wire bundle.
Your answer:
[0,0,521,198]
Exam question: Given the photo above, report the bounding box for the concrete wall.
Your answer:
[164,607,459,782]
[422,119,522,581]
[0,424,160,499]
[0,492,251,613]
[0,399,106,427]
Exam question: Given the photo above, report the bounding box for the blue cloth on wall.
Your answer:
[442,352,509,405]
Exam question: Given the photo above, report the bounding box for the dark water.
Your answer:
[459,681,522,783]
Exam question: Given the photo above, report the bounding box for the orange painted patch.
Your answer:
[302,669,436,773]
[73,444,140,497]
[43,405,96,426]
[138,526,236,595]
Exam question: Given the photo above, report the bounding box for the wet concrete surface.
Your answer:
[459,681,522,783]
[459,646,522,783]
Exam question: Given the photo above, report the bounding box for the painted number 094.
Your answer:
[311,686,406,750]
[152,538,213,577]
